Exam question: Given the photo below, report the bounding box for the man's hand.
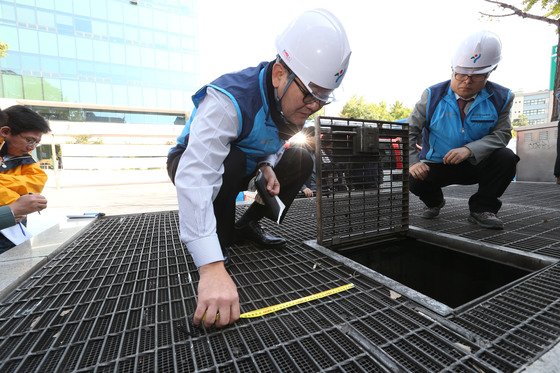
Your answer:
[260,164,280,196]
[302,187,313,197]
[9,194,47,221]
[443,146,472,165]
[409,162,430,181]
[193,261,240,328]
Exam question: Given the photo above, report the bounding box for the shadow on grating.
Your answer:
[0,181,559,372]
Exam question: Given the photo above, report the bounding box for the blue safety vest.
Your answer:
[419,80,511,163]
[171,61,285,175]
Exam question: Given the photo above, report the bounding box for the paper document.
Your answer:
[66,212,105,219]
[1,223,32,246]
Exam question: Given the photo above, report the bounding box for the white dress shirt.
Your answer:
[175,87,280,267]
[175,87,239,267]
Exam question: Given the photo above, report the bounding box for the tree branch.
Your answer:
[480,11,517,17]
[483,0,560,26]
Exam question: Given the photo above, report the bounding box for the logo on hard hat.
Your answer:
[281,49,291,62]
[335,69,345,83]
[470,53,481,63]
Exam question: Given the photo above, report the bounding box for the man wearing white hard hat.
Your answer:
[409,30,519,230]
[166,9,351,328]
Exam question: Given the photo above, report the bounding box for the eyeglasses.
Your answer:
[453,72,488,83]
[292,78,329,107]
[19,134,41,147]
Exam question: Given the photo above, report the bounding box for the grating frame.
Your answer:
[314,116,409,249]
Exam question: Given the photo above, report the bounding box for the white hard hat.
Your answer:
[452,30,502,75]
[276,8,351,102]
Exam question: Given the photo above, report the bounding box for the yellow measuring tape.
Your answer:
[240,283,355,319]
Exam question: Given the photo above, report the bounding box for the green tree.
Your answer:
[511,113,530,139]
[72,135,103,144]
[389,101,413,121]
[68,109,85,122]
[340,95,372,119]
[512,113,529,127]
[482,0,560,120]
[0,41,7,58]
[366,101,392,121]
[340,95,412,121]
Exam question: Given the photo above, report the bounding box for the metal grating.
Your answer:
[1,181,560,372]
[314,116,409,249]
[409,183,560,258]
[451,263,560,371]
[1,210,498,373]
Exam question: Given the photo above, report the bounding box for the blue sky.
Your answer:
[197,0,556,111]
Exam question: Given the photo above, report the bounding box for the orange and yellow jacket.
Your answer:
[0,139,47,205]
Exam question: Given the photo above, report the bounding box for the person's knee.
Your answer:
[222,146,246,184]
[409,177,423,195]
[166,151,182,184]
[302,149,314,175]
[294,147,314,174]
[492,148,520,169]
[495,147,518,162]
[280,147,313,176]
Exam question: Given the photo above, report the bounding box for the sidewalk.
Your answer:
[2,169,180,297]
[28,169,178,235]
[43,168,170,188]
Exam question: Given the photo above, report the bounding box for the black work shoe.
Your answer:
[468,212,504,230]
[235,220,286,248]
[421,200,445,219]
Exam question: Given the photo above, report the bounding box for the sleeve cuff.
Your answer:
[186,234,225,268]
[0,206,16,229]
[258,161,274,169]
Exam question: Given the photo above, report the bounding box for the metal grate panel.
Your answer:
[410,185,560,258]
[314,116,409,249]
[408,183,560,372]
[0,210,493,373]
[1,180,560,371]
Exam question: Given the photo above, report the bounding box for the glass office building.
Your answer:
[0,0,198,125]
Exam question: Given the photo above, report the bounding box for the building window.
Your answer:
[525,98,547,106]
[0,4,17,22]
[2,74,24,98]
[18,29,39,53]
[528,119,546,125]
[23,76,43,100]
[74,17,92,33]
[523,109,546,116]
[43,78,62,101]
[38,31,58,56]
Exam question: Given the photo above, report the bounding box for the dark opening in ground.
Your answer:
[343,238,533,308]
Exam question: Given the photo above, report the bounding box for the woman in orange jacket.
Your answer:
[0,105,50,250]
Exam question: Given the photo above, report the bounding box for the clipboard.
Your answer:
[1,223,31,246]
